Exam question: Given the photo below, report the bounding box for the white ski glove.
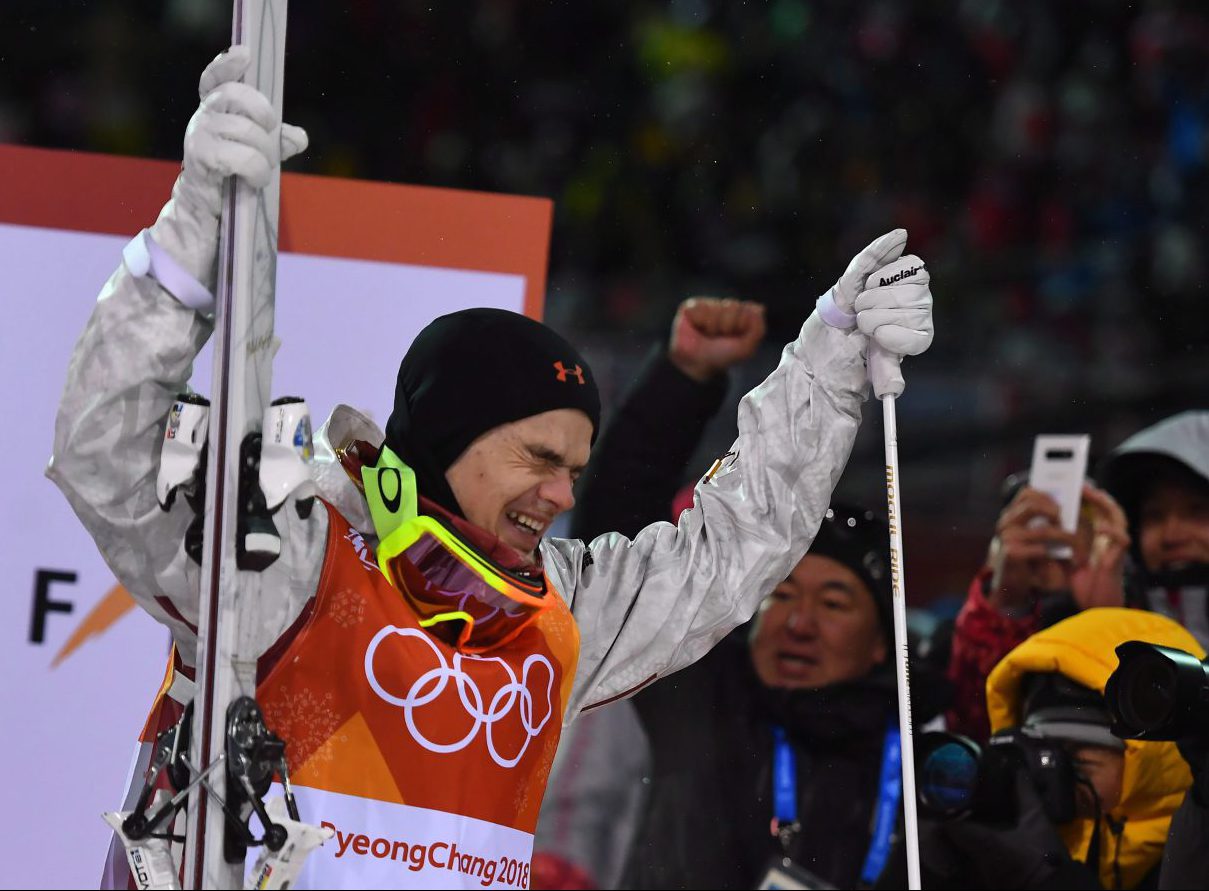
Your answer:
[143,45,308,297]
[815,228,909,329]
[853,251,933,357]
[815,228,933,396]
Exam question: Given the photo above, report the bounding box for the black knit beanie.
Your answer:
[809,504,894,644]
[384,308,601,516]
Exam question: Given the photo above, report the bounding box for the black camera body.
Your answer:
[917,728,1077,825]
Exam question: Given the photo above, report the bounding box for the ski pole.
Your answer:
[870,344,921,890]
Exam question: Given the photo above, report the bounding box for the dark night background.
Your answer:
[6,0,1208,606]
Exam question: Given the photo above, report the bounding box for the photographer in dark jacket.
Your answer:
[567,296,947,889]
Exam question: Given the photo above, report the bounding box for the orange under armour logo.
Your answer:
[553,361,585,385]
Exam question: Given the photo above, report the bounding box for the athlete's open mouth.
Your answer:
[506,511,547,536]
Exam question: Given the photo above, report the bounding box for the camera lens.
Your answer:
[1108,641,1209,740]
[1115,649,1178,733]
[920,740,979,817]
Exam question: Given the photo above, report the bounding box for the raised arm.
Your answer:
[46,47,317,667]
[570,297,764,541]
[547,231,934,716]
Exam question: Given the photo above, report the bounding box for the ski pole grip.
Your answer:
[870,343,905,399]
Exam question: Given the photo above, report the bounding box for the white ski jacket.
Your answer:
[48,232,872,721]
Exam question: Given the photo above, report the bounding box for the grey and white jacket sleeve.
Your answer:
[46,242,326,668]
[545,312,870,719]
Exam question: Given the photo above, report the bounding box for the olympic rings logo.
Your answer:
[364,626,555,769]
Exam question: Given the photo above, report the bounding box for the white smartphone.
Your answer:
[1028,434,1090,559]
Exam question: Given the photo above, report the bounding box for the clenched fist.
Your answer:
[668,297,767,382]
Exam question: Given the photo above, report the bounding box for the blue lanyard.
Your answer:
[860,724,902,885]
[770,722,902,886]
[771,726,798,824]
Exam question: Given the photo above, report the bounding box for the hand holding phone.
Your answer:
[1028,435,1090,560]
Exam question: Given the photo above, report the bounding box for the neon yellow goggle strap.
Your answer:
[361,446,505,629]
[361,444,418,544]
[360,448,461,626]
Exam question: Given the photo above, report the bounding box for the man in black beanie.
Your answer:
[748,505,894,689]
[621,504,950,890]
[384,307,602,562]
[49,49,937,888]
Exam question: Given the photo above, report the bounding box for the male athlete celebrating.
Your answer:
[49,46,933,888]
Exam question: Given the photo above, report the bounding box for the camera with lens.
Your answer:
[916,729,1077,825]
[1105,641,1209,741]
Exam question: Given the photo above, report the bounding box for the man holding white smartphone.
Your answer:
[943,449,1131,742]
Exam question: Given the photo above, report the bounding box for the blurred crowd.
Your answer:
[12,1,1209,888]
[7,1,1209,601]
[531,294,1209,889]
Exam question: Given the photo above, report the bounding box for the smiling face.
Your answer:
[444,408,593,562]
[749,554,888,690]
[1138,479,1209,574]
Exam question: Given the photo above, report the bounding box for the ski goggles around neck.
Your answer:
[362,446,549,652]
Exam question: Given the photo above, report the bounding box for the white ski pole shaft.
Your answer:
[870,345,921,890]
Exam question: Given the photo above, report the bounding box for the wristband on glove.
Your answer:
[816,287,857,330]
[122,228,216,317]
